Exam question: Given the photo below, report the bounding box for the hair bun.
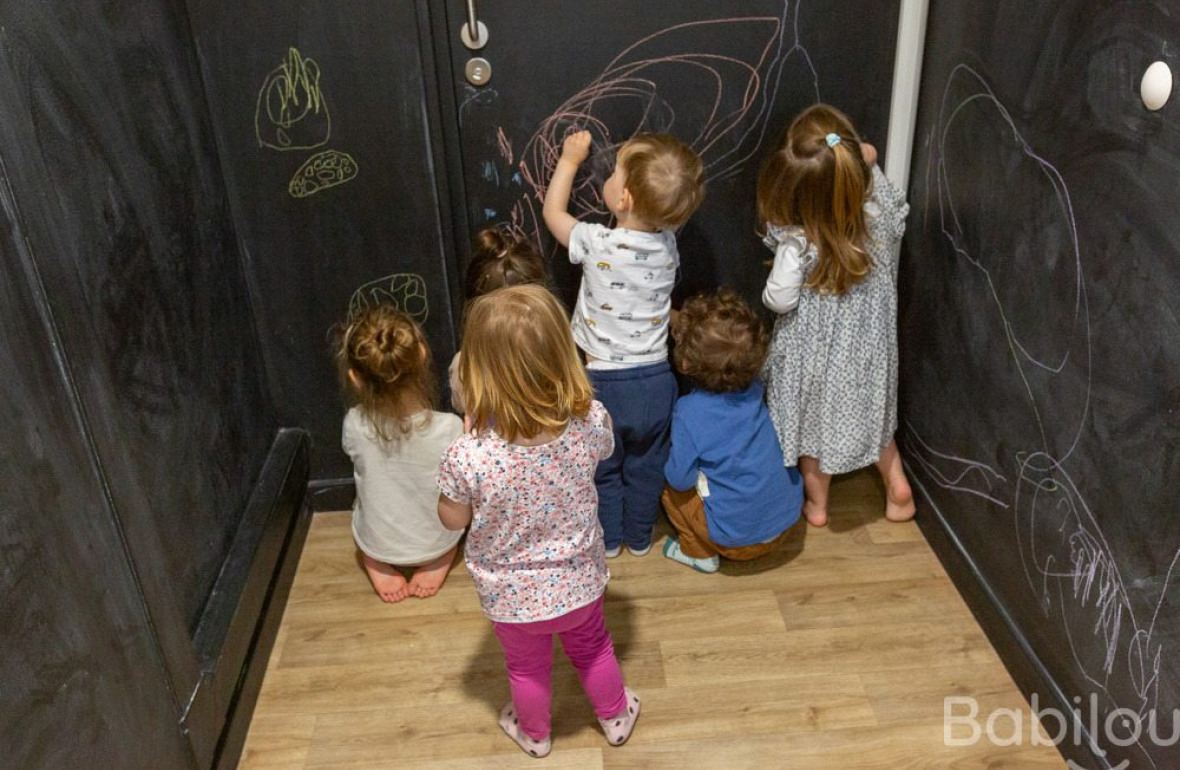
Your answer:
[473,227,510,260]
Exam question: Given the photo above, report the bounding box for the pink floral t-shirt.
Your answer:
[437,401,614,623]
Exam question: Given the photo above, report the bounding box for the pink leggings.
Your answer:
[492,595,626,740]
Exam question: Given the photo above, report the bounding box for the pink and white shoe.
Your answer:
[498,703,551,758]
[598,687,641,746]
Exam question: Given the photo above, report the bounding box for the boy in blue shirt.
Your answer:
[661,289,803,572]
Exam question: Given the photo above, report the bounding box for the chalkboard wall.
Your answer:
[447,0,901,312]
[0,179,191,770]
[900,2,1180,767]
[187,0,463,483]
[0,0,300,766]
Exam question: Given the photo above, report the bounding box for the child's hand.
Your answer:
[860,142,878,167]
[560,130,592,167]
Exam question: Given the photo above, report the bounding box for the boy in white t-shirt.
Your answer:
[543,130,704,556]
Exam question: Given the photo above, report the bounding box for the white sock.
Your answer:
[662,538,719,573]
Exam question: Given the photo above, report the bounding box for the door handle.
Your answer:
[460,0,488,49]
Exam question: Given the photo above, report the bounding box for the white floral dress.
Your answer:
[761,165,909,474]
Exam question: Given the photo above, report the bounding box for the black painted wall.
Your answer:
[448,0,900,314]
[0,185,192,770]
[187,0,464,482]
[0,0,286,766]
[900,2,1180,767]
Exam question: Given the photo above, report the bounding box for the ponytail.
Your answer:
[757,104,873,295]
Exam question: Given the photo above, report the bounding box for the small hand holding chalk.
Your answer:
[560,130,592,167]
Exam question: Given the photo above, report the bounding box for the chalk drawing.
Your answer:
[348,273,429,325]
[489,1,817,248]
[255,48,331,151]
[288,149,358,198]
[907,63,1178,769]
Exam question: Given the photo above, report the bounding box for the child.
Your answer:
[661,289,804,573]
[337,305,462,602]
[449,227,548,414]
[542,130,704,557]
[758,103,916,527]
[437,285,640,758]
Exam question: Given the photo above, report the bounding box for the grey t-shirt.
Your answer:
[343,407,464,565]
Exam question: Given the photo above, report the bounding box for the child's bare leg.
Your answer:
[876,440,916,522]
[408,546,458,598]
[798,456,831,527]
[361,553,410,603]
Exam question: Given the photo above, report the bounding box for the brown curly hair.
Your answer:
[335,305,436,441]
[465,227,548,299]
[670,288,769,393]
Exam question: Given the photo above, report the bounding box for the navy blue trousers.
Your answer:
[588,361,678,550]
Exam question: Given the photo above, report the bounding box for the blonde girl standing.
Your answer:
[337,306,462,602]
[437,285,640,758]
[758,103,915,527]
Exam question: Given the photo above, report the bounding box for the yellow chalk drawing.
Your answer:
[349,273,429,325]
[596,261,612,270]
[256,48,331,151]
[288,149,358,198]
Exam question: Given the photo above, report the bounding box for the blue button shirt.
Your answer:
[664,381,802,547]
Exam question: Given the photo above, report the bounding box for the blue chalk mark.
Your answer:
[484,208,498,221]
[480,160,500,185]
[511,171,523,186]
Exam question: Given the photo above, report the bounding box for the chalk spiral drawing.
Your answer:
[348,273,429,324]
[255,47,358,198]
[288,149,358,198]
[906,63,1177,768]
[494,1,817,244]
[255,47,331,151]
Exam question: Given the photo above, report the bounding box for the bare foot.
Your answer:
[362,553,410,603]
[408,547,457,598]
[803,500,829,527]
[884,478,916,522]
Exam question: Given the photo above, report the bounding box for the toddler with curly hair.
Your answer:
[661,289,803,572]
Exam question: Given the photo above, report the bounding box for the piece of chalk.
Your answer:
[1140,61,1172,111]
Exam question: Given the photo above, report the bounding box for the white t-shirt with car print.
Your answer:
[568,221,678,369]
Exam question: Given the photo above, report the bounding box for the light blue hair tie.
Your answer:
[825,133,842,148]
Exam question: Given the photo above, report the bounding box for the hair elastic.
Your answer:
[825,133,842,148]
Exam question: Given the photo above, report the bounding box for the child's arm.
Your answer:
[663,411,701,492]
[542,130,592,248]
[762,231,808,314]
[448,351,465,415]
[438,493,473,531]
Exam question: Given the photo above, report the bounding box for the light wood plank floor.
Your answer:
[242,470,1065,769]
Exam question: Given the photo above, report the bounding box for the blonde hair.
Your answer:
[335,305,435,441]
[757,103,872,295]
[459,285,593,443]
[619,133,705,229]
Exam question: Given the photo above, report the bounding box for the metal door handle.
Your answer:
[460,0,489,49]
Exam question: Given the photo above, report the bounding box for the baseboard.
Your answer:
[212,481,312,769]
[179,428,311,768]
[307,477,355,512]
[909,468,1106,770]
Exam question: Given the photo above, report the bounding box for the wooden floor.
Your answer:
[242,470,1064,769]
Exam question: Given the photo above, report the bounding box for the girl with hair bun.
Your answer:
[449,227,548,414]
[336,305,462,602]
